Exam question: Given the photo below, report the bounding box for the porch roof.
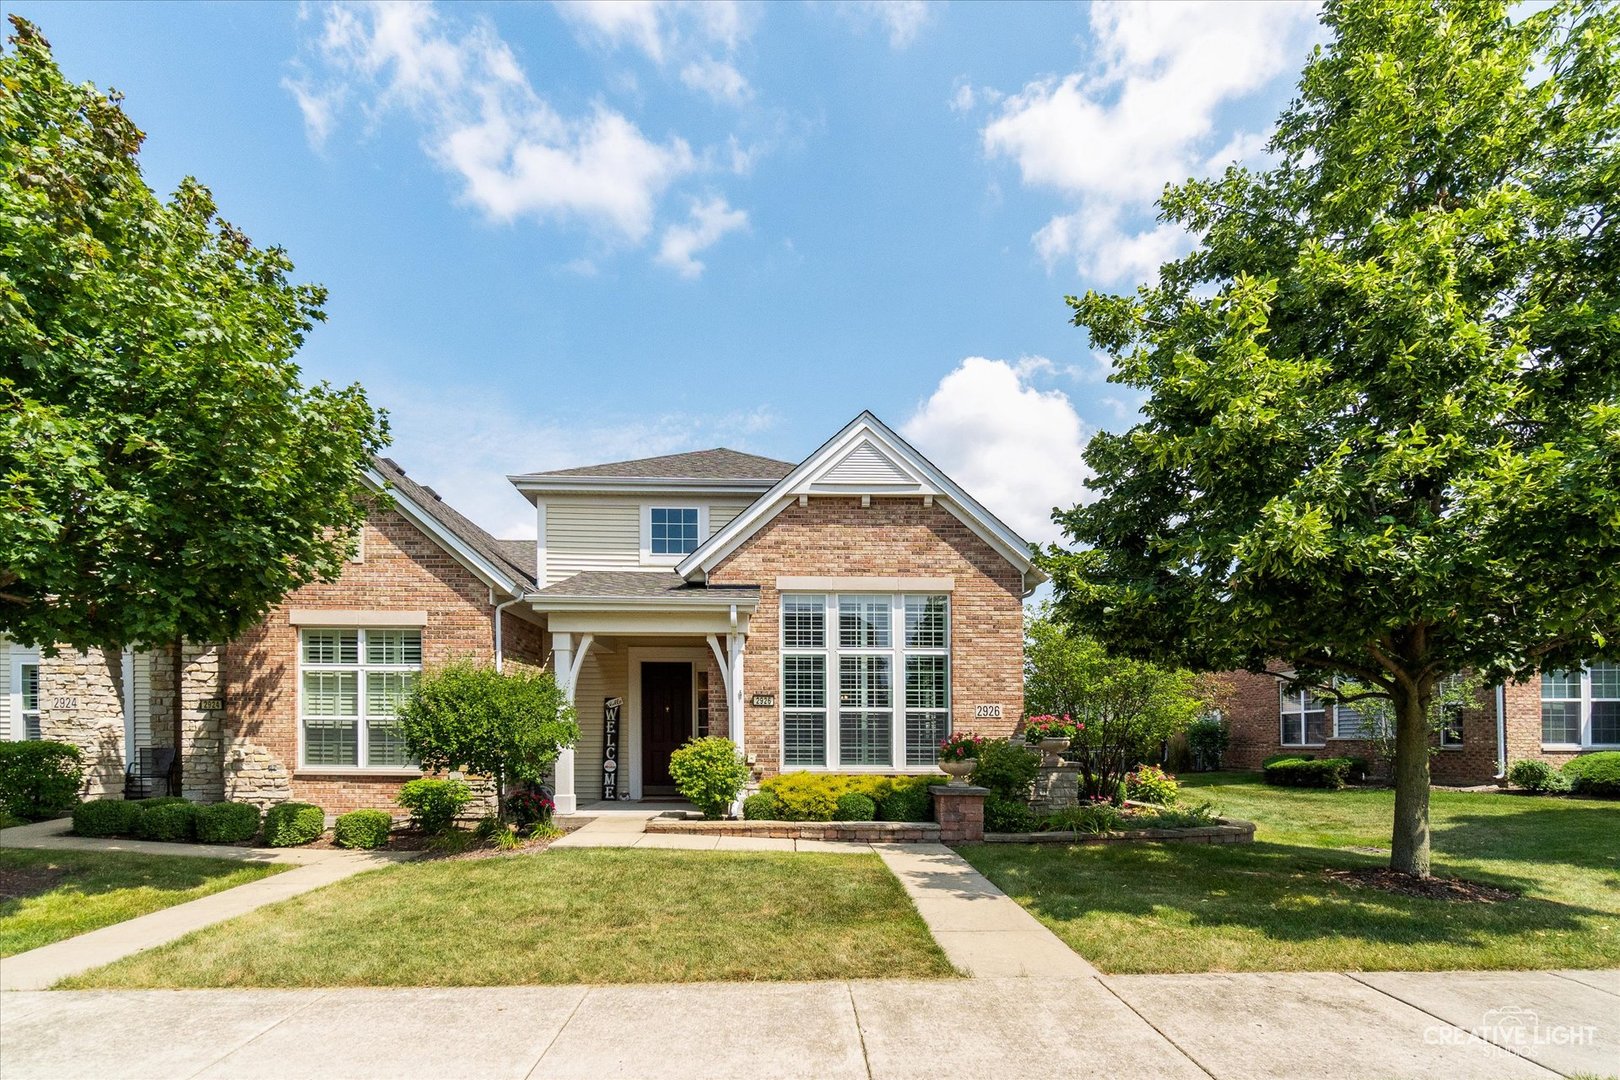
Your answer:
[529,571,760,610]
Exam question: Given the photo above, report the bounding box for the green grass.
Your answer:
[0,849,288,957]
[60,849,955,987]
[960,773,1620,974]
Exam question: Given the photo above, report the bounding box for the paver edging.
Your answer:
[981,816,1256,845]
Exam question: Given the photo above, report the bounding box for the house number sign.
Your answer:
[750,693,776,708]
[973,704,1003,719]
[602,697,623,801]
[198,698,224,712]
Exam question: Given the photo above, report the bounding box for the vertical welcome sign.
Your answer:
[602,697,624,800]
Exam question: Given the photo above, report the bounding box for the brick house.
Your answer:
[2,412,1042,815]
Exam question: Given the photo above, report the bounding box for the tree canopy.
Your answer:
[0,16,387,652]
[1043,0,1620,875]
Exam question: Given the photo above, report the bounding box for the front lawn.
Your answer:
[961,773,1620,973]
[60,848,955,987]
[0,849,288,957]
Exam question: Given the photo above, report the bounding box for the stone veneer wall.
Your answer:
[707,496,1026,779]
[37,647,127,800]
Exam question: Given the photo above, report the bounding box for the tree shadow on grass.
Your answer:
[0,849,249,918]
[1431,805,1620,874]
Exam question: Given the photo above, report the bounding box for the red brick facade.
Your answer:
[710,496,1026,778]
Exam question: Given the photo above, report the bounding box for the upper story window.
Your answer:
[1542,663,1619,747]
[1280,684,1328,747]
[641,505,708,563]
[300,628,421,769]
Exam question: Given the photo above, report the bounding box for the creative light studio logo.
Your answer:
[1424,1005,1597,1047]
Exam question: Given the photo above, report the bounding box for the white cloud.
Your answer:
[282,76,343,147]
[553,1,754,104]
[901,357,1091,545]
[680,57,751,103]
[982,0,1318,282]
[292,1,697,243]
[837,0,933,49]
[552,1,669,61]
[657,196,749,278]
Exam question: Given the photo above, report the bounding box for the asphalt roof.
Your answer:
[372,456,536,588]
[518,448,795,482]
[532,570,760,603]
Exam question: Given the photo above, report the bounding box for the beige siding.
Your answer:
[709,501,749,532]
[570,647,629,803]
[0,638,9,735]
[132,650,153,752]
[543,496,758,585]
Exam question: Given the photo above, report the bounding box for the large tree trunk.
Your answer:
[1389,681,1432,877]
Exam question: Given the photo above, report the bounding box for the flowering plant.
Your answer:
[937,732,987,763]
[504,786,556,826]
[1124,764,1179,805]
[1022,714,1081,744]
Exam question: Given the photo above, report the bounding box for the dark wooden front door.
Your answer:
[642,662,692,794]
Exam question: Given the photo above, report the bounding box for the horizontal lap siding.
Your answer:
[571,648,628,804]
[543,496,758,585]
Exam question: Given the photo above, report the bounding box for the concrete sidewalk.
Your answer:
[2,971,1612,1080]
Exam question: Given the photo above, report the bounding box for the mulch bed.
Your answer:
[1327,867,1518,903]
[0,863,69,902]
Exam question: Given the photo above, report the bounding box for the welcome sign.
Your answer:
[602,696,624,800]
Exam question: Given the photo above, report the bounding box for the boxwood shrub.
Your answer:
[396,778,471,834]
[1263,756,1357,789]
[741,791,782,820]
[1562,751,1620,797]
[0,741,83,821]
[195,802,261,844]
[263,802,325,847]
[984,792,1036,833]
[761,772,938,822]
[72,798,143,837]
[832,792,877,821]
[1508,759,1569,793]
[878,783,933,823]
[136,800,198,842]
[333,809,394,849]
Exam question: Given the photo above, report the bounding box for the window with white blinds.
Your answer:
[1542,663,1620,747]
[300,628,421,769]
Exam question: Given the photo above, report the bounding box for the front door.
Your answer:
[641,662,692,795]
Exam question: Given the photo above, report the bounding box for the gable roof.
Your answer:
[515,448,794,482]
[675,412,1045,593]
[367,457,535,594]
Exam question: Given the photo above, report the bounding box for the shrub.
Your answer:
[136,800,198,842]
[195,802,261,844]
[135,796,188,808]
[970,740,1040,801]
[761,773,884,821]
[1133,802,1220,829]
[72,798,142,837]
[1044,803,1124,833]
[984,793,1036,833]
[396,778,472,834]
[263,801,325,846]
[878,782,933,823]
[1262,752,1312,768]
[1263,756,1356,789]
[1125,764,1179,805]
[1561,752,1620,797]
[667,737,752,819]
[742,791,782,820]
[334,809,393,849]
[0,741,83,821]
[833,792,877,821]
[504,786,555,827]
[1186,715,1230,770]
[1507,759,1569,793]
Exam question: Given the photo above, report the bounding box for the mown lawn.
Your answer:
[961,773,1620,973]
[61,848,955,988]
[0,849,287,957]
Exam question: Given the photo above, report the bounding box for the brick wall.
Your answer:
[708,496,1025,778]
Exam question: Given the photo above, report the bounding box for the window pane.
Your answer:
[650,507,699,554]
[366,672,414,716]
[840,656,891,709]
[303,629,358,665]
[783,655,826,709]
[366,630,422,666]
[20,664,39,711]
[305,716,358,766]
[839,596,891,648]
[1304,709,1328,745]
[782,595,825,649]
[905,656,948,710]
[904,595,948,649]
[1592,702,1620,745]
[1440,709,1464,747]
[906,713,947,766]
[1542,701,1580,744]
[783,712,825,767]
[367,720,412,767]
[1591,662,1620,701]
[696,669,710,739]
[839,711,892,766]
[1542,669,1580,699]
[1280,712,1304,746]
[303,672,358,717]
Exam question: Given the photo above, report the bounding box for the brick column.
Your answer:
[931,784,987,843]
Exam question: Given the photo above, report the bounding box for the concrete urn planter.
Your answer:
[938,759,977,785]
[1037,736,1071,767]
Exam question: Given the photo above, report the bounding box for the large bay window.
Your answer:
[781,593,950,770]
[1542,663,1620,747]
[300,628,421,769]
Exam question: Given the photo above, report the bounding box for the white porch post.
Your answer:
[553,632,577,815]
[727,621,747,818]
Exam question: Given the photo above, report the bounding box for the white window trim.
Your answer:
[779,592,950,773]
[1541,664,1620,750]
[8,646,41,742]
[296,627,424,773]
[1279,681,1328,749]
[640,503,709,566]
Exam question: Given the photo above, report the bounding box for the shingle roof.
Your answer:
[532,571,760,604]
[495,540,537,582]
[521,448,795,481]
[371,456,536,588]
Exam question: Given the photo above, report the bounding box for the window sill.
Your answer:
[1542,744,1620,752]
[1279,744,1327,751]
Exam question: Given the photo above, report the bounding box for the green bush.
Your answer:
[1043,803,1124,833]
[1124,764,1179,804]
[1561,751,1620,797]
[833,792,877,821]
[667,737,751,819]
[263,801,325,846]
[135,795,187,809]
[396,778,472,834]
[333,808,394,849]
[195,802,261,844]
[1507,759,1569,793]
[1133,802,1220,829]
[0,741,83,821]
[72,798,142,837]
[1262,752,1313,768]
[878,783,933,823]
[759,773,883,821]
[1263,756,1356,789]
[984,793,1035,833]
[970,740,1040,801]
[742,791,782,820]
[136,800,197,842]
[1186,715,1230,770]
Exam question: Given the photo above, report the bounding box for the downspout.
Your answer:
[493,592,527,673]
[1494,683,1508,781]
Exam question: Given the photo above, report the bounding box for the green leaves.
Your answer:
[397,662,580,793]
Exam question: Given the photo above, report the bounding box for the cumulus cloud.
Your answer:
[901,357,1092,545]
[290,2,697,243]
[982,0,1318,282]
[680,58,751,103]
[836,0,934,49]
[657,196,749,278]
[554,0,754,107]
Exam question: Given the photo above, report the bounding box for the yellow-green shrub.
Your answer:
[761,773,935,822]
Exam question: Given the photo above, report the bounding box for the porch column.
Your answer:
[553,632,577,815]
[728,627,747,817]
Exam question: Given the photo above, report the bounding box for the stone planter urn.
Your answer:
[1037,736,1071,767]
[938,759,977,785]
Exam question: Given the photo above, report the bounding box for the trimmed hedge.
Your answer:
[1562,751,1620,797]
[1263,756,1358,789]
[137,800,198,842]
[334,809,393,849]
[984,792,1035,833]
[0,741,83,821]
[878,784,933,823]
[1262,752,1314,768]
[1508,759,1569,794]
[742,791,782,820]
[396,778,471,834]
[72,798,142,837]
[196,802,261,844]
[263,802,325,847]
[760,772,938,822]
[832,792,877,821]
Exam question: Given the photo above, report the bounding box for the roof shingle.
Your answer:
[532,570,759,604]
[372,456,536,588]
[520,448,794,481]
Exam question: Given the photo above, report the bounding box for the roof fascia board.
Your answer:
[508,475,778,496]
[528,595,761,613]
[364,468,525,597]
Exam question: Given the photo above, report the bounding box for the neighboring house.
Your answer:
[2,412,1041,815]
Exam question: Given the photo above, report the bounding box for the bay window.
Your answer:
[300,628,421,769]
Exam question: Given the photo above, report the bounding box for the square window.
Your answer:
[1542,669,1581,699]
[1542,701,1580,744]
[1591,662,1620,701]
[839,711,892,767]
[650,507,700,555]
[839,596,891,648]
[904,595,948,649]
[782,595,825,649]
[1592,701,1620,745]
[840,656,892,709]
[784,712,826,767]
[303,630,358,666]
[366,630,421,666]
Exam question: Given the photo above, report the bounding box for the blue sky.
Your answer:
[22,1,1319,541]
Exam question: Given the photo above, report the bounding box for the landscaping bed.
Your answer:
[985,815,1254,845]
[645,818,939,842]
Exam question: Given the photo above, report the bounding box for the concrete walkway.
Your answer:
[0,819,415,991]
[2,970,1613,1080]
